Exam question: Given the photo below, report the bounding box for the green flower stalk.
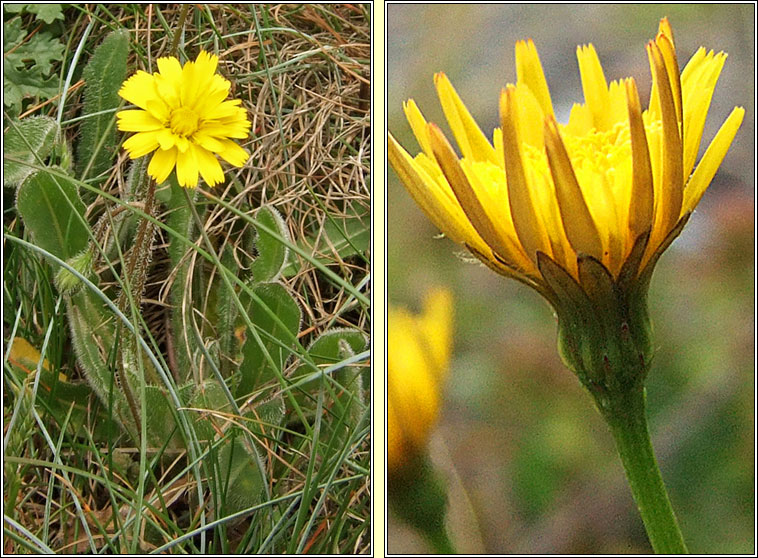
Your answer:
[111,47,252,435]
[389,17,744,553]
[388,289,456,554]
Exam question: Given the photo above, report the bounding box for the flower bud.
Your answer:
[388,288,452,476]
[54,249,93,294]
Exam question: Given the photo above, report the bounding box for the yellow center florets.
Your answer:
[561,122,632,177]
[169,106,200,137]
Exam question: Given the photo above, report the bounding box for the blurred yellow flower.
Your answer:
[117,51,251,188]
[388,288,453,474]
[389,18,743,302]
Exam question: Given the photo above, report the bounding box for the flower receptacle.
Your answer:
[538,245,655,418]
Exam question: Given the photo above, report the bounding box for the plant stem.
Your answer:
[170,4,191,56]
[602,385,688,554]
[115,178,157,439]
[390,454,458,554]
[426,526,456,555]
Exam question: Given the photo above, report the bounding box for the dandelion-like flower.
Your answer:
[389,19,744,399]
[117,51,251,188]
[388,288,453,474]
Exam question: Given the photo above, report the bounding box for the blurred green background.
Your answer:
[387,4,754,554]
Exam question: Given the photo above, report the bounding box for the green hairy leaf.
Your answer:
[76,30,129,183]
[330,337,367,450]
[142,384,194,450]
[66,289,132,433]
[251,205,290,283]
[291,328,368,410]
[307,328,368,366]
[16,170,89,264]
[216,245,240,378]
[237,282,301,398]
[3,116,59,188]
[217,434,266,514]
[190,379,267,514]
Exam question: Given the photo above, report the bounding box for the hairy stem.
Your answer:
[115,178,157,439]
[170,4,191,56]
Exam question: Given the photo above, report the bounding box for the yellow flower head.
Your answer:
[117,51,251,188]
[389,19,744,303]
[388,288,453,474]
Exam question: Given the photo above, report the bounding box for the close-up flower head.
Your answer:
[117,50,251,188]
[389,18,744,304]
